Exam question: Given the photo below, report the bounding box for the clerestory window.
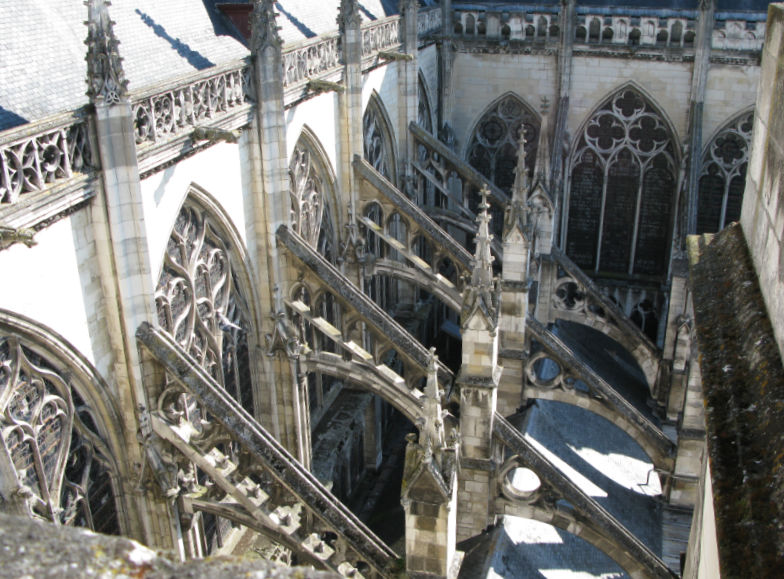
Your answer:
[565,88,677,280]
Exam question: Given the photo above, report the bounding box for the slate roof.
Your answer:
[0,0,248,131]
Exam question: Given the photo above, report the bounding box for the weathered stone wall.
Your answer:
[449,52,557,155]
[741,3,784,363]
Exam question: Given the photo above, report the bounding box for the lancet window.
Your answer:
[565,88,677,279]
[0,333,120,534]
[363,95,396,184]
[466,94,539,194]
[155,202,254,414]
[418,73,433,133]
[697,111,753,233]
[289,138,337,264]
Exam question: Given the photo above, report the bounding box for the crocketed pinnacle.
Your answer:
[533,97,551,188]
[85,0,128,105]
[251,0,282,53]
[471,186,495,289]
[419,347,445,455]
[511,131,529,205]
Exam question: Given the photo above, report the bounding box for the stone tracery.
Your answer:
[0,335,119,534]
[697,110,753,233]
[566,88,677,279]
[155,202,254,414]
[363,96,396,183]
[467,94,539,194]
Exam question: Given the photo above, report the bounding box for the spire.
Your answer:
[419,348,445,453]
[471,186,495,289]
[338,0,362,32]
[533,97,552,188]
[251,0,282,53]
[461,187,498,328]
[505,130,530,240]
[85,0,128,105]
[511,131,529,205]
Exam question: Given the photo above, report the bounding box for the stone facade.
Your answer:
[0,1,780,577]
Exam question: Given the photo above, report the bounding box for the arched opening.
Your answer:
[0,312,126,537]
[155,196,257,417]
[697,110,753,234]
[564,86,678,323]
[466,93,539,196]
[289,129,339,264]
[363,93,397,185]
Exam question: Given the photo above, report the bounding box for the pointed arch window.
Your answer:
[466,94,539,194]
[155,201,255,414]
[697,111,753,233]
[0,331,120,535]
[289,136,337,264]
[566,88,677,279]
[363,95,396,184]
[418,73,433,134]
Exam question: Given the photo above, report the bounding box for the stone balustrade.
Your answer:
[282,33,342,90]
[417,6,442,38]
[452,5,765,52]
[131,59,253,146]
[361,15,403,61]
[0,110,94,205]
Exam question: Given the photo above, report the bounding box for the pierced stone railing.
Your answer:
[452,6,766,52]
[0,110,95,205]
[361,15,403,61]
[712,16,766,51]
[131,59,253,146]
[417,6,442,38]
[282,33,342,90]
[453,6,560,42]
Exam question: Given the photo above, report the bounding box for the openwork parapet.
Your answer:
[282,34,342,90]
[361,16,403,60]
[0,112,93,204]
[417,7,442,38]
[132,61,253,146]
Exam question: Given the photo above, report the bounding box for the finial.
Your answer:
[338,0,362,32]
[471,186,495,289]
[85,0,128,105]
[251,0,282,53]
[511,131,529,205]
[425,347,440,400]
[533,96,552,188]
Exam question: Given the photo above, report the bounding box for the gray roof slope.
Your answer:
[273,0,400,44]
[0,0,248,132]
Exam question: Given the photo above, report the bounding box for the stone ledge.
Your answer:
[0,513,338,578]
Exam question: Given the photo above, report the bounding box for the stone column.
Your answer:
[456,190,501,541]
[251,1,311,467]
[398,0,419,191]
[85,0,177,551]
[437,0,454,135]
[551,0,576,236]
[684,0,715,238]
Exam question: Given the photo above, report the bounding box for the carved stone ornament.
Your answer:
[339,210,367,265]
[85,0,129,105]
[363,99,394,182]
[264,287,303,359]
[0,335,119,533]
[155,202,253,412]
[338,0,362,32]
[251,0,282,53]
[289,145,325,247]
